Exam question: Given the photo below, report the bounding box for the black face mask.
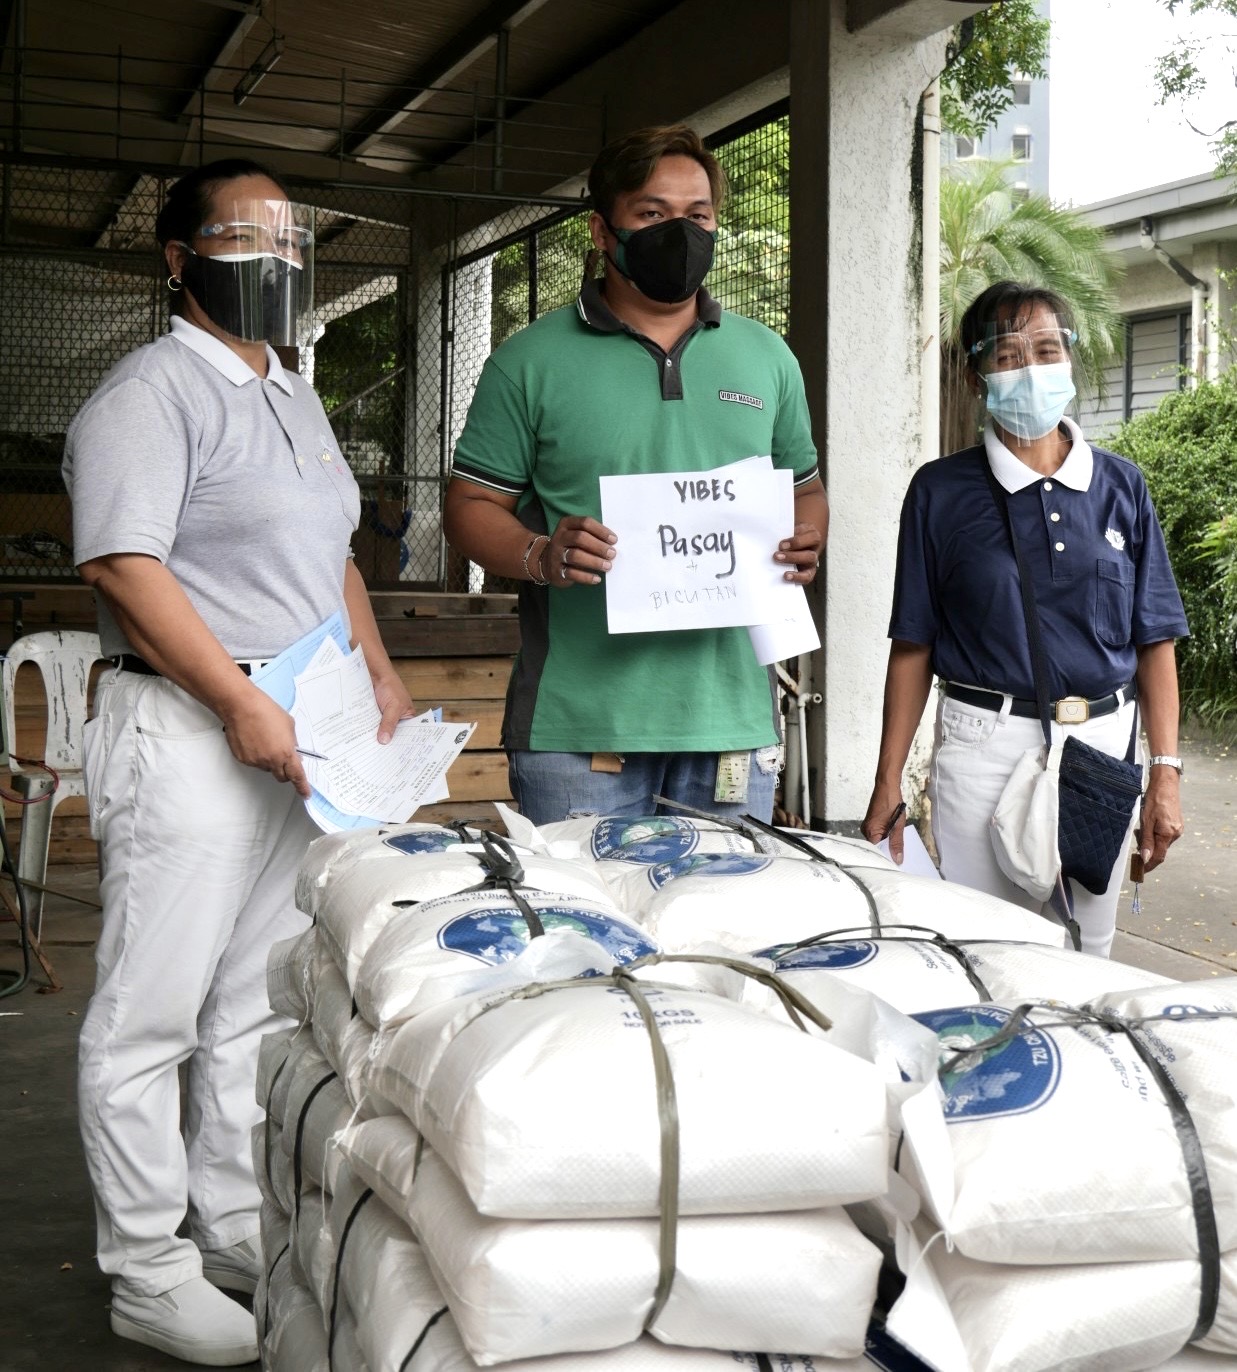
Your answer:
[605,217,717,303]
[178,248,302,345]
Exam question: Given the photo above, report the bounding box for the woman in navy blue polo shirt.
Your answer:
[861,280,1187,956]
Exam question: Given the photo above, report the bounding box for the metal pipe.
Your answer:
[921,78,941,464]
[493,25,509,193]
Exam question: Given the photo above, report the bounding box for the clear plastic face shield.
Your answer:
[969,312,1079,442]
[176,197,314,349]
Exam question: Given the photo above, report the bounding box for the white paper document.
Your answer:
[600,460,787,633]
[744,462,820,665]
[291,644,474,832]
[599,460,820,663]
[248,611,351,711]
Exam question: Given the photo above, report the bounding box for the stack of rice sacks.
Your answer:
[256,809,1236,1372]
[512,810,1237,1372]
[255,816,941,1372]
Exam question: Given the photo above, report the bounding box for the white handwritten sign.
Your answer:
[599,461,793,634]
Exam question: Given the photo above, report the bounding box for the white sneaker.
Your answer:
[110,1276,258,1366]
[200,1233,262,1295]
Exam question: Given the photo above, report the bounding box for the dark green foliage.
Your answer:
[1112,374,1237,727]
[313,292,402,464]
[941,0,1051,138]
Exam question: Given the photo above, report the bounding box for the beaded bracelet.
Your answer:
[522,534,550,586]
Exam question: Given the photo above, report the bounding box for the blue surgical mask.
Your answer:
[982,361,1076,441]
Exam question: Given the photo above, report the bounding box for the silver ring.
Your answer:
[561,547,571,581]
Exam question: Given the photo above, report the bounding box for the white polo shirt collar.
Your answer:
[169,316,294,395]
[985,415,1092,493]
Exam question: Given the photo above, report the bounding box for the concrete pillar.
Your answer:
[1192,240,1237,381]
[790,0,949,824]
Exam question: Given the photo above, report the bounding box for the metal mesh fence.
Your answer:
[0,105,789,589]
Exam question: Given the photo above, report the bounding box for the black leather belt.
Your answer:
[944,680,1135,722]
[116,654,259,678]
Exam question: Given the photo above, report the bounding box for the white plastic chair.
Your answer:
[1,629,106,939]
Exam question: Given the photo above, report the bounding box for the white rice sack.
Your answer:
[266,1280,369,1372]
[770,827,899,870]
[295,822,464,915]
[408,1146,880,1364]
[757,936,1169,1018]
[600,854,878,949]
[335,1114,423,1219]
[544,814,763,862]
[261,1030,322,1134]
[254,1197,288,1336]
[298,817,614,993]
[267,924,319,1020]
[328,1144,870,1372]
[257,1225,295,1347]
[310,956,377,1109]
[256,1026,298,1117]
[847,868,1067,946]
[900,994,1237,1265]
[328,1155,450,1372]
[368,978,889,1219]
[924,1240,1237,1369]
[759,938,984,1016]
[1155,1349,1237,1370]
[254,1118,296,1215]
[263,1270,323,1372]
[281,1053,354,1196]
[355,890,658,1029]
[291,1183,335,1317]
[963,940,1172,1005]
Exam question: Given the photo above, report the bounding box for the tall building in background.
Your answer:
[943,0,1050,199]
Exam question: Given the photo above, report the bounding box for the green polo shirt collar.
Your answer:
[576,278,722,332]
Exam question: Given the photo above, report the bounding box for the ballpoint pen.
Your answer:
[295,747,329,761]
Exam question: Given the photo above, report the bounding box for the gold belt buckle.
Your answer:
[1055,696,1089,724]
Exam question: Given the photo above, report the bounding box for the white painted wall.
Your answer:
[793,0,951,822]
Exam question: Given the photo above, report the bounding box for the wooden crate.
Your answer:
[3,587,519,863]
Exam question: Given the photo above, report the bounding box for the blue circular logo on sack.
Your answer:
[384,831,461,856]
[646,853,772,890]
[757,940,879,971]
[591,816,700,862]
[438,905,657,966]
[912,1004,1061,1122]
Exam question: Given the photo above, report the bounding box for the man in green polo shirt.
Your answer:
[444,123,828,824]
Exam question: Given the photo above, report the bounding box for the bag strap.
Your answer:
[983,464,1055,747]
[982,464,1138,764]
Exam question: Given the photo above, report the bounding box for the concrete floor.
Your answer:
[1,737,1235,1370]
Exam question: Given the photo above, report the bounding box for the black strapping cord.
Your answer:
[460,827,546,939]
[292,1071,338,1224]
[398,1306,450,1372]
[262,1243,290,1339]
[326,1186,374,1371]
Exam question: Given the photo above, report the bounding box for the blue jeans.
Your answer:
[508,748,780,826]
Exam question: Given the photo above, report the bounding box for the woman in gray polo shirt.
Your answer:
[63,158,413,1365]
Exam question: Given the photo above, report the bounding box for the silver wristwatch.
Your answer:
[1147,754,1184,775]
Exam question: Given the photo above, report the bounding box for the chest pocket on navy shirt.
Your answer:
[1095,558,1134,647]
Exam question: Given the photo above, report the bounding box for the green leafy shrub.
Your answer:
[1111,373,1237,728]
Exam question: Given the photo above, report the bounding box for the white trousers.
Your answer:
[78,671,315,1295]
[929,691,1141,959]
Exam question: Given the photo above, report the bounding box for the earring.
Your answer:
[167,274,182,292]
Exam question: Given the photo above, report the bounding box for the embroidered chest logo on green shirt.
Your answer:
[718,389,763,409]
